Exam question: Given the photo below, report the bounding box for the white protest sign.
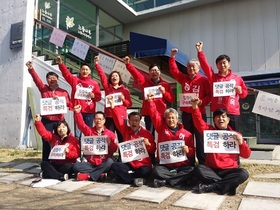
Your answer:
[144,86,163,99]
[118,138,148,163]
[105,93,123,108]
[98,53,116,74]
[81,135,108,155]
[70,38,90,60]
[158,140,187,164]
[74,87,92,100]
[252,91,280,121]
[49,28,67,47]
[40,97,67,115]
[213,81,236,97]
[203,130,240,154]
[179,93,197,107]
[113,60,131,84]
[49,145,66,160]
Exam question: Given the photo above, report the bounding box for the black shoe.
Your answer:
[198,183,215,193]
[153,179,166,188]
[228,187,237,196]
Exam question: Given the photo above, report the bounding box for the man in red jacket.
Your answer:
[108,96,156,187]
[196,41,248,132]
[191,98,251,195]
[73,105,118,181]
[57,56,101,140]
[169,49,211,165]
[147,93,195,188]
[26,61,71,161]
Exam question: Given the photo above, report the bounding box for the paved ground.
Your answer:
[0,151,280,210]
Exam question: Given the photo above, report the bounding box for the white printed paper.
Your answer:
[40,97,67,115]
[49,145,66,160]
[98,53,116,74]
[158,140,187,164]
[49,28,67,47]
[179,93,197,107]
[74,87,92,100]
[70,38,90,60]
[213,81,236,97]
[105,93,123,108]
[144,86,163,99]
[81,135,108,155]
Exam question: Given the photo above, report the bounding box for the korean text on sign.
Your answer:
[118,138,148,163]
[144,86,163,99]
[40,97,67,116]
[158,140,187,164]
[213,81,236,97]
[203,130,240,154]
[179,93,197,107]
[105,93,123,108]
[74,87,92,100]
[81,135,108,155]
[48,145,66,160]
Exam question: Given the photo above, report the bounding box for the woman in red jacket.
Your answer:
[94,55,132,144]
[34,114,80,180]
[191,98,251,195]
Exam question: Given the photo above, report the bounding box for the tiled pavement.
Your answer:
[0,159,280,210]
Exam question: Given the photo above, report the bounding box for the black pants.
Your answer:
[144,115,157,164]
[111,162,152,184]
[194,164,249,194]
[153,165,194,187]
[41,161,74,180]
[73,158,114,181]
[182,112,206,165]
[228,114,240,132]
[41,118,58,162]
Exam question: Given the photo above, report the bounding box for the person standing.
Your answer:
[169,49,211,165]
[94,55,132,144]
[191,98,251,195]
[146,93,195,188]
[123,56,175,136]
[73,105,118,181]
[34,114,80,180]
[108,96,156,186]
[196,41,248,131]
[26,61,71,161]
[56,56,101,140]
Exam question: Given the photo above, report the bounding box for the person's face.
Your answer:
[187,62,199,78]
[57,123,68,138]
[165,112,178,129]
[80,65,91,77]
[149,66,161,81]
[46,75,58,88]
[216,59,230,75]
[128,115,141,132]
[94,113,105,129]
[110,72,120,86]
[214,113,230,130]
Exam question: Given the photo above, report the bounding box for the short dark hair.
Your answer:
[128,111,142,120]
[54,120,71,136]
[46,72,58,79]
[80,63,91,69]
[149,63,160,71]
[213,108,229,118]
[108,70,123,85]
[95,111,106,119]
[215,54,230,64]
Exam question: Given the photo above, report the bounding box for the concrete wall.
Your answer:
[124,0,280,77]
[0,0,34,147]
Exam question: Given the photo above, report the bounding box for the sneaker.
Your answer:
[64,174,69,181]
[198,183,215,193]
[98,173,107,182]
[153,179,166,188]
[39,172,43,178]
[77,172,90,181]
[134,178,144,187]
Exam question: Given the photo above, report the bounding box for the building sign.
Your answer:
[10,22,23,49]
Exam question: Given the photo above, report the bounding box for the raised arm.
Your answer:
[94,56,109,89]
[123,56,146,86]
[26,61,45,91]
[73,105,92,136]
[56,56,75,86]
[169,48,185,84]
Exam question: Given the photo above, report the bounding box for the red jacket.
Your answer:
[169,57,211,114]
[111,106,156,169]
[29,68,71,121]
[58,63,101,114]
[95,63,132,118]
[197,51,248,115]
[126,63,175,116]
[35,121,80,164]
[74,112,118,166]
[192,107,251,169]
[147,101,195,168]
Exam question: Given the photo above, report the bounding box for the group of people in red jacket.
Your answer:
[26,41,251,196]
